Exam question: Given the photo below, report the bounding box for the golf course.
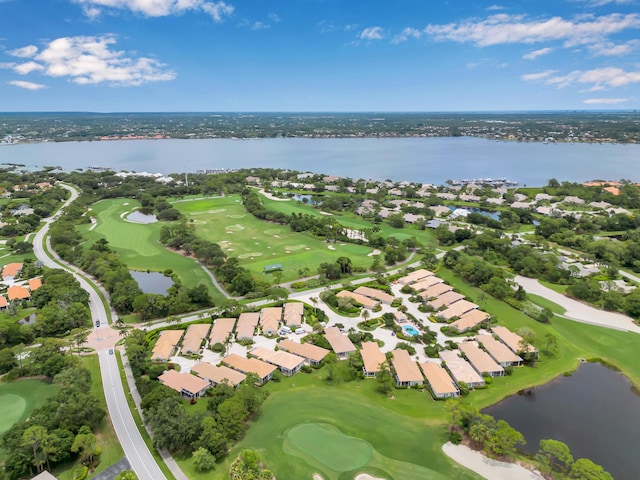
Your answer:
[0,379,56,436]
[173,195,376,282]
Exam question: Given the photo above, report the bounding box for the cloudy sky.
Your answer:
[1,0,639,111]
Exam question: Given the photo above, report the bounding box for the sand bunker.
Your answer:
[313,475,324,480]
[286,245,306,252]
[328,245,336,250]
[273,234,280,238]
[208,208,227,214]
[264,228,281,235]
[367,249,381,257]
[320,211,333,216]
[226,224,245,232]
[122,202,129,206]
[228,214,245,218]
[354,475,385,480]
[238,252,263,259]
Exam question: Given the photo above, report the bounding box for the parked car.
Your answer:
[95,321,100,327]
[108,348,114,355]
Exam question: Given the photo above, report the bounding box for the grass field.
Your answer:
[78,199,223,303]
[174,195,376,282]
[0,379,56,435]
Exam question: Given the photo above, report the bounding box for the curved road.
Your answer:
[34,184,167,480]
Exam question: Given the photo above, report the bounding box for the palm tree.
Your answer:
[361,309,370,323]
[310,297,318,314]
[469,422,490,446]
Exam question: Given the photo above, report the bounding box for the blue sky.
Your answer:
[1,0,639,111]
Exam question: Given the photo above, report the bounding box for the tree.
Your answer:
[361,309,370,323]
[376,363,394,396]
[71,427,101,466]
[535,439,573,474]
[544,333,559,356]
[569,458,614,480]
[468,422,491,447]
[336,256,353,275]
[197,417,228,459]
[192,447,216,472]
[115,471,138,480]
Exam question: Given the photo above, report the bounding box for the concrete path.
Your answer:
[514,275,640,334]
[442,443,543,480]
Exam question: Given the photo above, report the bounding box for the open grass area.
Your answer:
[527,293,567,315]
[0,379,56,435]
[177,371,480,480]
[174,195,376,283]
[78,199,223,303]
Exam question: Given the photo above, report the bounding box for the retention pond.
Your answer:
[130,271,174,295]
[483,362,640,480]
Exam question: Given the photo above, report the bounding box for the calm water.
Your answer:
[126,211,158,223]
[2,137,640,186]
[129,271,174,295]
[484,363,640,480]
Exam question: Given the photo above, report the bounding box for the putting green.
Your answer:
[238,252,263,259]
[0,394,27,434]
[285,423,372,472]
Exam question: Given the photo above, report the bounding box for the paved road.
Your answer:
[33,184,167,480]
[514,275,640,334]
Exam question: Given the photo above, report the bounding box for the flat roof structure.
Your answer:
[151,330,184,361]
[324,326,357,359]
[459,342,504,377]
[191,362,246,387]
[209,317,236,346]
[438,350,485,387]
[353,286,395,305]
[236,312,260,340]
[438,300,478,320]
[391,349,423,385]
[28,277,42,291]
[250,347,305,375]
[420,362,459,398]
[278,339,329,365]
[398,269,433,285]
[419,282,453,299]
[492,326,538,355]
[450,310,490,332]
[7,285,30,301]
[158,369,209,398]
[181,324,210,354]
[260,307,282,334]
[336,290,378,309]
[222,354,277,383]
[361,341,386,376]
[2,262,22,279]
[411,276,444,292]
[283,303,304,327]
[429,291,465,310]
[477,335,522,366]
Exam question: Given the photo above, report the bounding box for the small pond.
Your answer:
[126,210,158,223]
[292,194,322,205]
[483,362,640,480]
[129,271,174,295]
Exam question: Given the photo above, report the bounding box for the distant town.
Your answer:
[1,111,640,145]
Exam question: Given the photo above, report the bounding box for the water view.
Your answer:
[3,137,640,186]
[126,211,158,224]
[129,271,174,295]
[484,362,640,480]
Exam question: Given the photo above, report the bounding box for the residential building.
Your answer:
[151,330,184,361]
[438,351,485,388]
[278,339,329,366]
[7,285,30,301]
[324,326,357,360]
[411,276,444,292]
[336,290,378,309]
[476,335,523,367]
[236,312,260,340]
[158,370,209,399]
[260,307,282,336]
[397,269,433,285]
[2,262,22,281]
[181,324,210,354]
[438,300,478,320]
[360,341,386,378]
[283,303,304,328]
[191,362,246,388]
[420,362,459,399]
[0,295,7,309]
[450,310,490,332]
[419,282,453,299]
[428,291,465,310]
[353,286,394,305]
[209,317,236,346]
[28,277,43,291]
[249,347,305,376]
[459,342,504,377]
[391,349,423,387]
[222,354,277,385]
[491,326,538,357]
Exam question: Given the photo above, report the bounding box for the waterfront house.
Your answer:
[438,350,485,388]
[459,342,504,377]
[476,334,523,367]
[491,326,538,357]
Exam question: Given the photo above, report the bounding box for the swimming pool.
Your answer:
[402,325,420,336]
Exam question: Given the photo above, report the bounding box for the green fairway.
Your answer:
[174,195,376,282]
[0,395,26,434]
[79,199,223,303]
[0,379,56,435]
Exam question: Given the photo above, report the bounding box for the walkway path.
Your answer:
[514,275,640,334]
[443,443,543,480]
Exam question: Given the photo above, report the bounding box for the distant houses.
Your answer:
[324,326,357,360]
[158,370,209,399]
[151,330,184,361]
[222,354,277,385]
[278,339,329,366]
[249,347,305,376]
[191,362,246,388]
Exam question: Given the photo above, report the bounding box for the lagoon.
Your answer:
[129,270,174,295]
[484,362,640,480]
[3,137,640,186]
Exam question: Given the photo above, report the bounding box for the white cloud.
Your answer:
[583,97,628,104]
[544,67,640,89]
[360,26,384,41]
[521,70,556,81]
[523,47,553,60]
[3,35,175,86]
[8,80,45,90]
[251,21,269,30]
[392,27,422,44]
[424,13,640,47]
[487,5,505,10]
[268,13,280,23]
[73,0,234,21]
[8,45,38,58]
[588,40,638,56]
[580,0,635,6]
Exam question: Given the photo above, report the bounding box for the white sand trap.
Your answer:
[320,211,333,216]
[208,208,227,214]
[264,228,281,235]
[225,231,234,234]
[119,211,129,219]
[229,214,245,219]
[123,202,129,206]
[285,245,306,252]
[313,474,324,480]
[273,234,280,238]
[255,242,259,245]
[238,252,263,259]
[442,443,543,480]
[367,249,381,257]
[220,240,230,244]
[354,475,384,480]
[89,218,98,231]
[226,224,245,232]
[227,248,234,251]
[305,247,311,250]
[328,245,336,250]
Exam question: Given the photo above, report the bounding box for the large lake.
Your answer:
[484,363,640,480]
[2,137,640,186]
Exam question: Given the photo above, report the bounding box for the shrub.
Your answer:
[210,342,225,352]
[73,466,88,480]
[449,430,463,444]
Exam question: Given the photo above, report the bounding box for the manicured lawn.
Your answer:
[79,199,223,303]
[174,195,376,282]
[0,379,56,435]
[539,280,569,294]
[527,293,567,314]
[177,372,480,480]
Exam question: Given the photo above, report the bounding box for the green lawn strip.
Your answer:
[177,370,480,480]
[114,351,177,480]
[538,280,569,294]
[81,198,224,303]
[0,379,56,435]
[527,293,567,315]
[0,251,35,266]
[75,355,124,479]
